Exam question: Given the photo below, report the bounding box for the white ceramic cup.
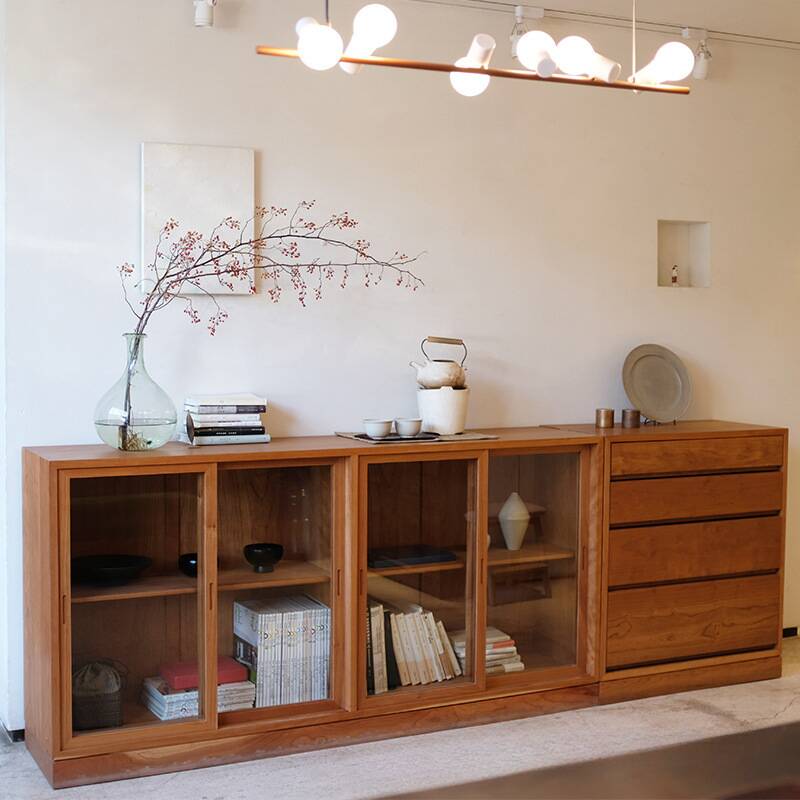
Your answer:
[395,418,422,438]
[363,419,393,439]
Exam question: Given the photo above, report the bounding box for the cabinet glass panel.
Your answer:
[364,459,477,698]
[487,452,580,676]
[69,473,206,735]
[216,465,334,716]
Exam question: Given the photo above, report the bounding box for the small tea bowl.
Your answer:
[364,419,393,439]
[243,543,284,573]
[178,552,199,578]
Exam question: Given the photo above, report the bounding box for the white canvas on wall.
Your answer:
[141,142,255,295]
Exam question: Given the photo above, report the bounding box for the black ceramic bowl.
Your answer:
[178,552,199,578]
[243,543,284,574]
[71,554,152,586]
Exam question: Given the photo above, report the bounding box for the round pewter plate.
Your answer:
[622,344,692,423]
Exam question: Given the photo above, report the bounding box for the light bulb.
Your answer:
[341,3,397,74]
[516,31,557,78]
[449,34,496,97]
[632,41,695,85]
[352,4,397,49]
[296,19,344,71]
[555,36,595,76]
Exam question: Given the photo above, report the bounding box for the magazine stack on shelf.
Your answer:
[181,393,269,446]
[450,626,525,675]
[232,595,330,708]
[140,656,256,720]
[366,598,461,694]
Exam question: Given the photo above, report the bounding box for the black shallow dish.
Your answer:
[71,554,152,586]
[243,543,284,574]
[178,552,199,578]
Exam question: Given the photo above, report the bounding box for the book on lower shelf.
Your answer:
[366,598,461,694]
[181,393,270,446]
[140,678,256,721]
[233,594,330,708]
[449,626,525,675]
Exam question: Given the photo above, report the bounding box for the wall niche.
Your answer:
[657,220,711,288]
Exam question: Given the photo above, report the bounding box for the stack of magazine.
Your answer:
[181,393,269,446]
[450,626,525,675]
[366,598,461,694]
[140,677,255,720]
[233,595,330,707]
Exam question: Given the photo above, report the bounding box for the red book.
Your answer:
[160,657,247,691]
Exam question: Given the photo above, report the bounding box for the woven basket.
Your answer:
[72,660,127,731]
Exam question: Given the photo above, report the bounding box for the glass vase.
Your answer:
[94,333,177,451]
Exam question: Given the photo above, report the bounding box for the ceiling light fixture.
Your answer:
[256,2,692,96]
[450,34,496,97]
[693,39,712,80]
[193,0,216,27]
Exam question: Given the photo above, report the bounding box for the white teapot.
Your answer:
[410,337,468,389]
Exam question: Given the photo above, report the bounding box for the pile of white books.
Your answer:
[233,595,330,707]
[450,626,525,675]
[181,393,269,446]
[140,677,255,720]
[367,599,461,694]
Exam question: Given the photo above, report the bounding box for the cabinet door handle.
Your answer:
[358,568,364,596]
[209,582,215,612]
[61,594,67,626]
[336,569,342,597]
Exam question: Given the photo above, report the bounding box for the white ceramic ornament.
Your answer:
[498,491,530,551]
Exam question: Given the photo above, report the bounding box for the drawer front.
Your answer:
[611,436,784,478]
[608,517,783,587]
[609,472,783,526]
[606,574,780,669]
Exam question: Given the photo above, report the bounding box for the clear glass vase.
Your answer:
[94,333,177,451]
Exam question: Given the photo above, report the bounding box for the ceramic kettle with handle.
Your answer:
[410,336,468,389]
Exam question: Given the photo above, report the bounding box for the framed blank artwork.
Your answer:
[141,142,255,295]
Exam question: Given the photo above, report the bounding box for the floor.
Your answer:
[3,640,800,800]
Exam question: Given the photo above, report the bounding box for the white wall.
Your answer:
[2,0,799,731]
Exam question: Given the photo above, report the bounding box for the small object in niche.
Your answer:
[410,336,468,389]
[243,542,284,573]
[622,408,642,428]
[363,419,393,439]
[395,417,422,437]
[178,553,199,578]
[595,408,615,429]
[367,544,457,569]
[498,492,531,551]
[71,554,152,587]
[72,660,126,731]
[672,264,679,287]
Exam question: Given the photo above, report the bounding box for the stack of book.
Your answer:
[182,393,269,446]
[233,595,330,707]
[450,626,525,676]
[140,656,255,720]
[366,599,461,694]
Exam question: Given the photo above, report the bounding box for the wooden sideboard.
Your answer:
[22,421,787,788]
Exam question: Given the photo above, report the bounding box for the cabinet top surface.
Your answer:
[23,426,598,467]
[549,420,787,441]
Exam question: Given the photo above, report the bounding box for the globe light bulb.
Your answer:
[449,34,496,98]
[555,35,595,76]
[632,41,695,85]
[516,30,557,78]
[341,3,397,74]
[296,18,344,71]
[352,3,398,49]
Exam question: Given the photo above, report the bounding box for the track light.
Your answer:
[693,40,712,80]
[516,31,557,78]
[296,17,344,71]
[193,0,216,27]
[631,41,695,85]
[450,34,496,97]
[341,4,398,75]
[555,35,621,83]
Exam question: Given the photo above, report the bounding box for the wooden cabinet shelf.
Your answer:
[486,543,575,567]
[367,560,465,578]
[71,574,198,604]
[218,562,330,592]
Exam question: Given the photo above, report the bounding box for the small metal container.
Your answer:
[595,408,615,429]
[622,409,642,428]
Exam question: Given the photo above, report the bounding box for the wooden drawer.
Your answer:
[606,574,780,669]
[611,436,784,478]
[609,471,783,526]
[608,517,783,587]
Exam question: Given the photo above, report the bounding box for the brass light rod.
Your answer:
[255,47,691,95]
